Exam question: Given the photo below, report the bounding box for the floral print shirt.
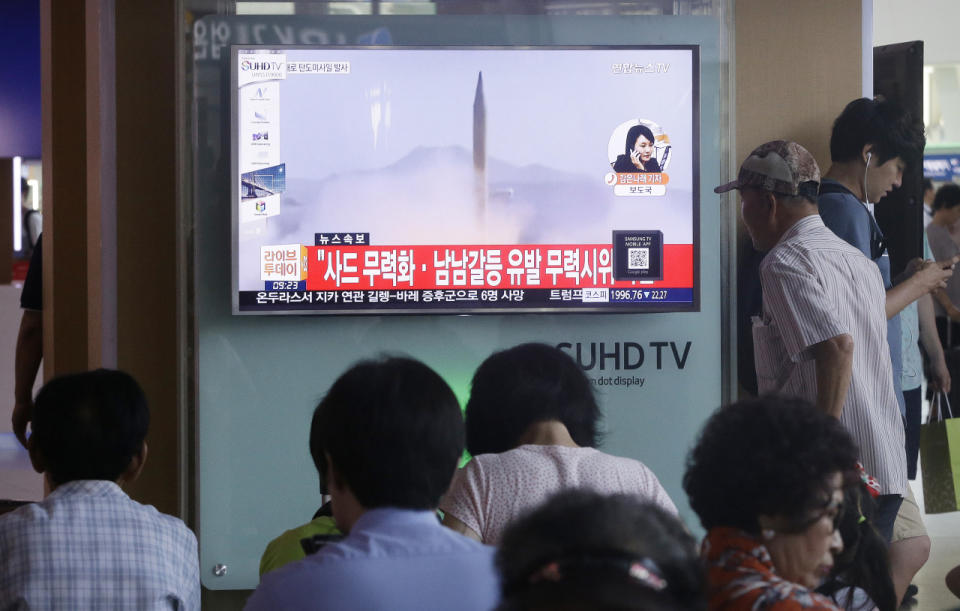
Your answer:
[703,527,840,611]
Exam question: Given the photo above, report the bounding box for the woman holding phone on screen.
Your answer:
[613,123,661,173]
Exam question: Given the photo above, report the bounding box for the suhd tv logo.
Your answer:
[241,59,285,72]
[238,54,286,85]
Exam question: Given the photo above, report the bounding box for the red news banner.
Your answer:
[303,244,693,291]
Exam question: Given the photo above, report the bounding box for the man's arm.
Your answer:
[12,310,42,447]
[810,334,854,419]
[758,258,853,417]
[919,293,951,392]
[886,258,956,320]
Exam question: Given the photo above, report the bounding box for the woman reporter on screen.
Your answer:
[683,397,858,611]
[613,123,661,173]
[439,343,676,545]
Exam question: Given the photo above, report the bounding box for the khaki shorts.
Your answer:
[892,483,927,542]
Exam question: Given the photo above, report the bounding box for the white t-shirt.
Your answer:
[439,444,677,544]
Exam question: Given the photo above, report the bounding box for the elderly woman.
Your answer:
[495,490,706,611]
[440,343,676,544]
[683,397,859,610]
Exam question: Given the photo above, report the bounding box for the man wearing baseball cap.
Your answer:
[717,140,906,541]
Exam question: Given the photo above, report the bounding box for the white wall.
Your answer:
[874,0,960,64]
[874,0,960,144]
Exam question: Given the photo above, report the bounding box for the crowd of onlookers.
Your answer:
[5,94,960,610]
[0,342,956,610]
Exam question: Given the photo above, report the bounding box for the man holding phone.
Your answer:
[819,97,955,603]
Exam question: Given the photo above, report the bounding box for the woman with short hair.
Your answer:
[612,123,661,173]
[683,397,859,610]
[440,342,675,544]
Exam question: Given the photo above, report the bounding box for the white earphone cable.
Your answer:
[863,152,872,206]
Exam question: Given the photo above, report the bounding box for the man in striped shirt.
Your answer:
[716,140,945,542]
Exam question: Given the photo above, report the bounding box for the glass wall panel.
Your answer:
[180,0,731,589]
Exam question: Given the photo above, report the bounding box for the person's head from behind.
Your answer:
[934,183,960,224]
[683,396,858,589]
[465,343,599,456]
[496,490,705,611]
[829,97,925,204]
[714,140,821,251]
[311,356,464,529]
[29,369,149,489]
[308,401,329,496]
[624,123,656,166]
[924,178,935,205]
[817,485,896,611]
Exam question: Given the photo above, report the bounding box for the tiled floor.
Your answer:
[909,468,960,611]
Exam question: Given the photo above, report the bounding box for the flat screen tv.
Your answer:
[232,45,699,314]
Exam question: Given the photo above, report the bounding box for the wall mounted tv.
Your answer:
[232,45,699,314]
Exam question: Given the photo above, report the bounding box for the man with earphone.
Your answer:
[819,96,956,604]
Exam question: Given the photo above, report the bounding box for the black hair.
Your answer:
[21,177,29,195]
[816,485,897,611]
[934,183,960,211]
[308,403,328,495]
[923,178,934,193]
[496,490,706,611]
[465,343,600,456]
[829,97,925,166]
[31,369,149,485]
[683,396,858,533]
[312,355,464,509]
[624,124,656,157]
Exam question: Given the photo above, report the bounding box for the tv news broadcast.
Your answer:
[232,46,699,314]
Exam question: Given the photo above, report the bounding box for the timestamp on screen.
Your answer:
[611,289,668,302]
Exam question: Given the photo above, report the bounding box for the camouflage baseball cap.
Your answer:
[714,140,821,197]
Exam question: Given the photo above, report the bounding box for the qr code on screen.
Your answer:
[628,247,649,270]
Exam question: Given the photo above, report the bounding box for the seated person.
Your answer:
[496,490,705,611]
[246,356,499,611]
[0,369,200,609]
[440,342,676,544]
[683,396,858,611]
[259,405,341,577]
[259,503,339,577]
[816,485,896,611]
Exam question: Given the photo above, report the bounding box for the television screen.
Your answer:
[232,46,699,314]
